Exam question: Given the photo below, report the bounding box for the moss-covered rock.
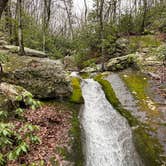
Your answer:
[94,75,164,166]
[105,54,137,71]
[0,82,33,113]
[2,58,72,99]
[70,77,83,104]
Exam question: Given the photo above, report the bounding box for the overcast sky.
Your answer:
[74,0,93,14]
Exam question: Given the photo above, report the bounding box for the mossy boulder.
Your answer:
[0,82,32,112]
[95,75,165,165]
[105,54,136,71]
[2,58,72,99]
[70,77,83,104]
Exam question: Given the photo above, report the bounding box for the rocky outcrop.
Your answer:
[114,38,129,57]
[2,58,72,99]
[3,45,47,58]
[63,55,78,71]
[81,64,102,73]
[81,54,137,73]
[105,54,136,71]
[0,82,32,112]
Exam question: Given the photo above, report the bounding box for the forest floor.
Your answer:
[7,103,74,166]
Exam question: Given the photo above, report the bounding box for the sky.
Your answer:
[74,0,93,14]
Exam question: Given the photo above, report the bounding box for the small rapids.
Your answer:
[80,79,143,166]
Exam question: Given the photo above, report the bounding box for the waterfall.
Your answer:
[80,79,143,166]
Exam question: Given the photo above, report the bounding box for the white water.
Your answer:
[80,79,143,166]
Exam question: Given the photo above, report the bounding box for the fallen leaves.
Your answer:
[8,103,73,166]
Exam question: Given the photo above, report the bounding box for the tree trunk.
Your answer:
[17,0,25,55]
[4,0,12,41]
[0,0,8,19]
[43,0,51,52]
[63,0,74,39]
[84,0,88,24]
[141,0,148,33]
[99,0,105,71]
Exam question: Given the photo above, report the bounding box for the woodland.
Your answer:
[0,0,166,165]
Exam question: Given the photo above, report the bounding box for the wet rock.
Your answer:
[2,58,72,99]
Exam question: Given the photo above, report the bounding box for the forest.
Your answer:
[0,0,166,165]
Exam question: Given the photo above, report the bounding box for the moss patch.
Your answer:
[121,72,159,119]
[69,103,84,166]
[70,77,84,104]
[129,35,161,52]
[94,74,164,166]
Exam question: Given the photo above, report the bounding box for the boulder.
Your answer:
[0,82,32,112]
[3,45,47,58]
[81,64,102,73]
[63,55,78,71]
[114,38,129,57]
[2,58,72,99]
[105,54,136,71]
[116,38,129,48]
[0,40,8,46]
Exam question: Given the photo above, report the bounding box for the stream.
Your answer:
[80,79,143,166]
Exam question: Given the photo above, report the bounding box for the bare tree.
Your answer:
[43,0,52,52]
[98,0,105,70]
[141,0,148,32]
[62,0,74,39]
[0,0,9,19]
[84,0,88,23]
[17,0,25,55]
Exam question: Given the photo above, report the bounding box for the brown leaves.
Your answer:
[9,104,73,165]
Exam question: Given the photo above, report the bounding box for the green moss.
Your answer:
[121,72,159,118]
[65,102,84,166]
[82,58,97,68]
[94,75,164,166]
[129,35,161,52]
[70,77,84,104]
[0,53,8,64]
[80,72,90,79]
[94,75,138,126]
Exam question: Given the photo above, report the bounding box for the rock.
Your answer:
[105,54,136,71]
[2,58,72,99]
[148,72,161,80]
[63,55,78,71]
[0,40,8,45]
[81,64,102,73]
[116,38,129,48]
[0,82,32,112]
[3,45,47,58]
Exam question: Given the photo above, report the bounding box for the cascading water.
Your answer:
[80,79,143,166]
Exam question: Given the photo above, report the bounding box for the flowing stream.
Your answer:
[80,79,143,166]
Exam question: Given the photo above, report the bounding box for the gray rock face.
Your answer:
[3,58,72,99]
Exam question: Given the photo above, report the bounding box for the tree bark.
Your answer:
[99,0,105,71]
[84,0,88,23]
[17,0,25,55]
[43,0,51,52]
[0,0,8,19]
